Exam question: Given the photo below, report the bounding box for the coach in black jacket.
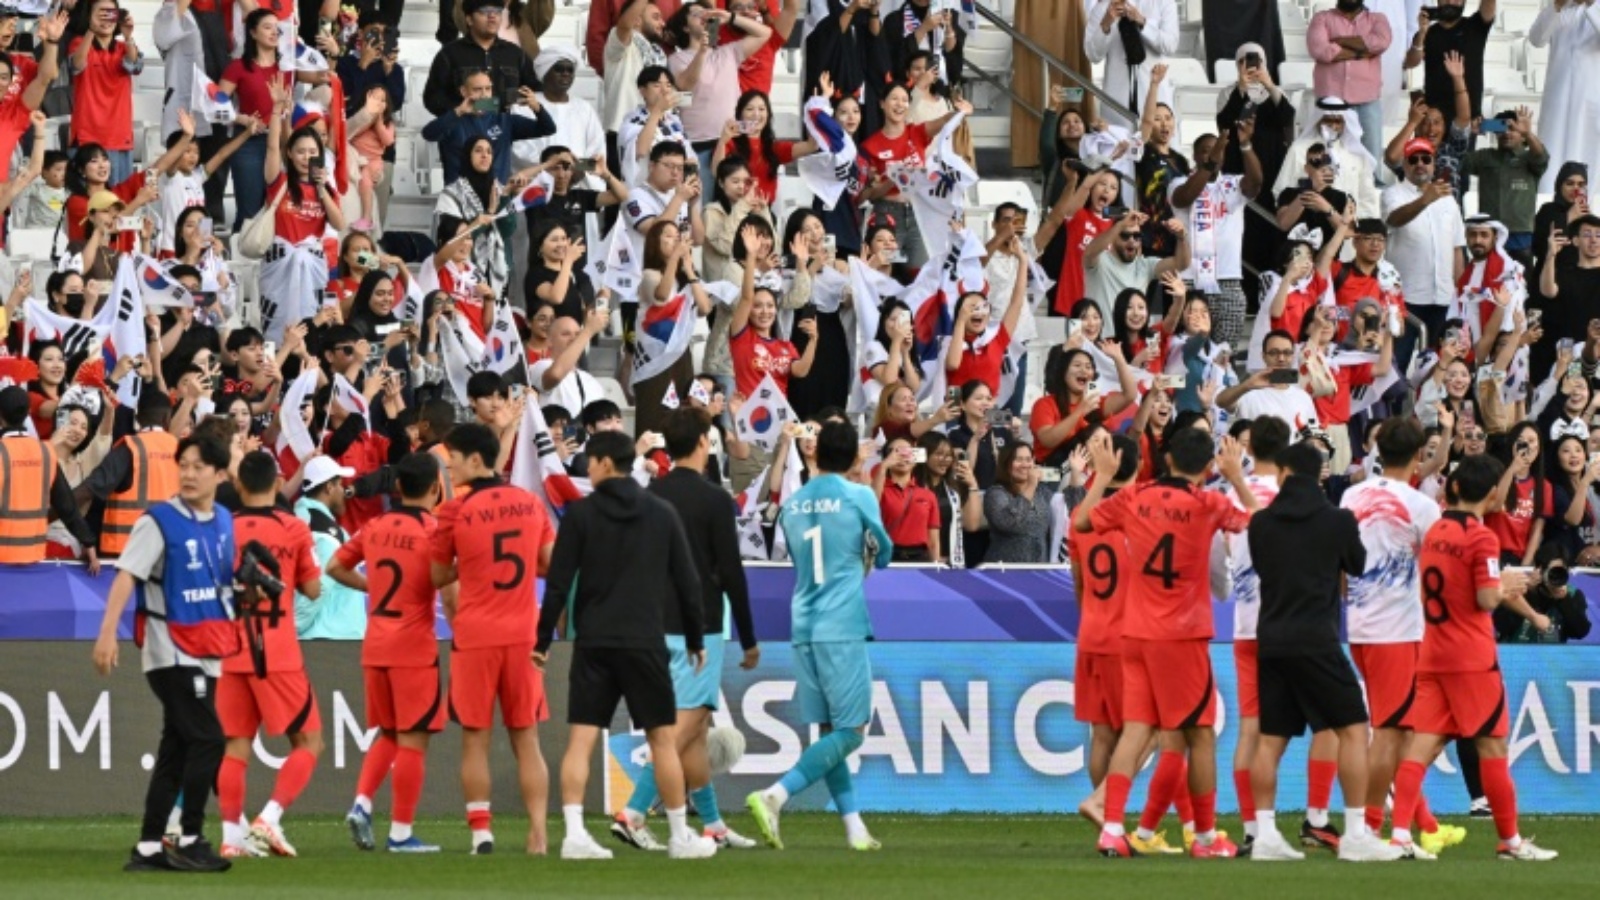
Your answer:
[536,429,719,859]
[1244,443,1399,862]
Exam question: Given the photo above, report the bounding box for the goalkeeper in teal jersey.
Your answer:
[747,421,892,851]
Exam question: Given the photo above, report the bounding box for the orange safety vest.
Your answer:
[101,430,179,556]
[429,442,471,502]
[0,435,56,564]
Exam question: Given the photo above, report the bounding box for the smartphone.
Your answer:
[509,384,526,402]
[823,234,837,255]
[355,250,380,270]
[1239,101,1257,122]
[1243,51,1262,69]
[595,296,609,312]
[262,340,277,359]
[563,421,586,445]
[1568,361,1583,380]
[986,406,1011,427]
[574,158,596,175]
[1480,118,1509,134]
[1422,5,1440,18]
[1039,468,1063,483]
[911,447,928,464]
[383,29,399,55]
[321,290,339,309]
[1158,373,1187,390]
[1527,309,1543,328]
[1068,318,1084,337]
[675,92,694,108]
[199,217,213,238]
[116,216,140,232]
[945,386,960,406]
[1559,337,1578,353]
[1267,368,1299,385]
[738,120,757,135]
[472,97,499,114]
[389,370,408,389]
[1104,205,1129,220]
[954,448,968,463]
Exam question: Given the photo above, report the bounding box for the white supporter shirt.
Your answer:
[530,357,606,419]
[1226,474,1280,639]
[514,94,607,170]
[1381,180,1466,308]
[601,29,666,132]
[159,169,209,254]
[1234,385,1321,437]
[1170,174,1247,283]
[623,183,688,283]
[1341,476,1441,644]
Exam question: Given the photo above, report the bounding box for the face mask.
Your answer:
[1336,0,1363,10]
[1434,4,1464,22]
[1319,124,1340,144]
[62,293,85,316]
[1245,82,1269,105]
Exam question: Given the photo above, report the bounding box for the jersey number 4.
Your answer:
[1141,534,1179,590]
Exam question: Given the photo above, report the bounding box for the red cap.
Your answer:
[1403,137,1435,158]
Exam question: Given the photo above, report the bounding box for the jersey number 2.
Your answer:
[371,559,403,619]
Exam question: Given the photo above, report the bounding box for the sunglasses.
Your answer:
[333,344,358,355]
[1462,429,1486,441]
[1264,348,1295,359]
[1119,232,1141,241]
[1407,153,1434,165]
[1307,155,1332,169]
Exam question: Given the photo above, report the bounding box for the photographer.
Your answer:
[1497,544,1593,643]
[92,434,237,873]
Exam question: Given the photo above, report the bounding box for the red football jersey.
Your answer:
[1088,479,1249,641]
[1418,511,1502,673]
[1069,507,1130,655]
[430,483,557,650]
[335,508,441,668]
[228,508,320,674]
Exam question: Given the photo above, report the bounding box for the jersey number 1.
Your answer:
[803,525,825,580]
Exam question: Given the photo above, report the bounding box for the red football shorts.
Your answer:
[1351,642,1419,730]
[1233,639,1260,718]
[1122,637,1217,730]
[449,644,549,730]
[217,670,322,738]
[1412,671,1508,739]
[365,665,448,734]
[1075,650,1124,730]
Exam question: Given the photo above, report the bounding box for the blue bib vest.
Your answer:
[135,502,242,660]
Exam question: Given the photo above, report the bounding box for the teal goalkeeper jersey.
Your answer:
[778,474,893,643]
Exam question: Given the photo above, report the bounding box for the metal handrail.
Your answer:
[968,0,1287,259]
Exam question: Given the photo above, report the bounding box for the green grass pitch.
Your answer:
[3,814,1597,899]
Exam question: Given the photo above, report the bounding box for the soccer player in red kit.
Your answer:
[430,423,558,856]
[217,452,323,858]
[1075,428,1258,859]
[1068,433,1139,826]
[1387,454,1558,861]
[328,453,449,853]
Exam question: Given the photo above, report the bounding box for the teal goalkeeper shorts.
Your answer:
[665,634,725,711]
[794,640,873,729]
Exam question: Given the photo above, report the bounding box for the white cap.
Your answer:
[302,456,356,493]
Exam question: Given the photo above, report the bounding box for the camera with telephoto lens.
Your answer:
[237,541,286,602]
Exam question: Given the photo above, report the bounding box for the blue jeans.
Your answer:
[1353,100,1385,181]
[107,149,133,187]
[230,134,269,230]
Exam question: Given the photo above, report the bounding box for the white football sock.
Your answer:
[1345,808,1366,838]
[1135,826,1155,841]
[136,841,163,857]
[842,812,869,842]
[563,804,585,837]
[666,806,691,843]
[390,822,413,843]
[258,801,284,827]
[1102,822,1126,837]
[1256,810,1277,833]
[767,784,790,806]
[354,795,373,815]
[1306,807,1329,828]
[223,820,246,848]
[1392,826,1412,844]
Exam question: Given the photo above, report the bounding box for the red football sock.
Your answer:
[391,747,425,827]
[1192,791,1217,835]
[270,749,318,810]
[466,803,492,832]
[1365,804,1385,833]
[1172,757,1194,823]
[1139,752,1185,831]
[217,755,247,824]
[1104,773,1133,828]
[1233,769,1256,823]
[1479,756,1519,842]
[1415,794,1439,832]
[1390,759,1427,833]
[1307,758,1337,810]
[356,734,398,801]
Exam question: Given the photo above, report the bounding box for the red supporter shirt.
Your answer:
[227,507,320,674]
[65,170,150,244]
[0,54,36,183]
[730,325,800,397]
[1029,393,1106,460]
[722,0,783,93]
[68,36,135,150]
[1056,208,1113,316]
[1485,476,1551,561]
[722,138,795,202]
[879,478,941,548]
[1088,478,1249,641]
[267,173,331,245]
[1313,360,1374,427]
[222,58,285,120]
[335,508,441,668]
[430,480,557,650]
[334,430,391,535]
[1269,272,1330,341]
[947,326,1011,396]
[1418,511,1502,673]
[1069,508,1130,655]
[859,124,931,203]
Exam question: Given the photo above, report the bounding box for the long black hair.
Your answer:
[242,8,281,70]
[712,156,751,212]
[68,143,110,196]
[283,125,327,213]
[730,90,782,179]
[173,207,209,260]
[348,269,399,332]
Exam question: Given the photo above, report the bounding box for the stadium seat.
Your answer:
[8,228,54,262]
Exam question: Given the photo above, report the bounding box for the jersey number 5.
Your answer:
[493,530,527,591]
